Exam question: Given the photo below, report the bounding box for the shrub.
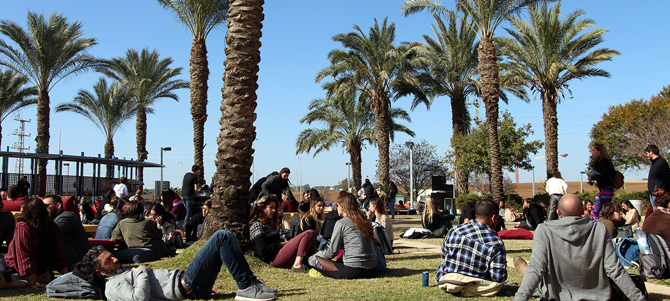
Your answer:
[455,193,481,210]
[532,193,550,206]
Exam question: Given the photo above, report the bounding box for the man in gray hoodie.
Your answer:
[513,194,644,301]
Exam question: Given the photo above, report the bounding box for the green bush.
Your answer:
[574,190,599,203]
[455,193,481,210]
[455,192,524,211]
[532,193,550,206]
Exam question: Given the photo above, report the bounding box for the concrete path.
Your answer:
[395,238,670,297]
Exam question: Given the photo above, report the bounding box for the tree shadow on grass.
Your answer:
[276,288,308,298]
[506,249,532,255]
[0,287,49,298]
[387,267,429,277]
[389,253,442,261]
[498,284,520,297]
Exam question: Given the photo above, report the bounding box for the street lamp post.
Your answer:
[296,156,302,196]
[177,161,183,178]
[405,141,415,210]
[580,171,585,193]
[160,147,171,196]
[345,162,351,193]
[52,128,61,154]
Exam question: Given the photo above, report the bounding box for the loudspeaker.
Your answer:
[432,175,446,191]
[444,184,454,198]
[431,192,446,211]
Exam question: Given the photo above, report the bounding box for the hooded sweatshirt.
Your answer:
[514,216,644,301]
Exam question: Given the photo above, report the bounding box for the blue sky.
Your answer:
[1,1,669,190]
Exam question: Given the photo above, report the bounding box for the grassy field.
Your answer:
[0,215,666,300]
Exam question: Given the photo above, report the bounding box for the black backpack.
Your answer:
[372,222,393,255]
[640,232,670,279]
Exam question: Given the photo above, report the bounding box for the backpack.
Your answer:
[640,232,670,279]
[613,237,640,268]
[612,170,625,189]
[372,222,393,255]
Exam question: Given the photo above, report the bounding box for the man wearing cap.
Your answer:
[645,144,670,209]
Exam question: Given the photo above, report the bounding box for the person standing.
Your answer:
[645,144,670,210]
[181,165,201,225]
[387,181,398,219]
[545,171,568,221]
[362,179,375,210]
[587,143,615,221]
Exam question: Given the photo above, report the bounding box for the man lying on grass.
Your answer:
[75,230,276,301]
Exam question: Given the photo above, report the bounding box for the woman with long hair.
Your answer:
[588,143,616,220]
[308,192,378,279]
[642,188,670,242]
[95,199,125,239]
[504,202,522,222]
[5,197,67,288]
[79,201,95,224]
[111,200,172,262]
[368,197,394,244]
[149,204,177,245]
[249,195,317,273]
[621,200,640,231]
[300,197,326,234]
[422,197,454,238]
[161,188,185,228]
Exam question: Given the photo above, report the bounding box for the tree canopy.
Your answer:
[385,139,448,201]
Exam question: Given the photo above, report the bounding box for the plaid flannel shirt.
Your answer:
[435,220,507,283]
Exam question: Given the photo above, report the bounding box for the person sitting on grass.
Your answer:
[435,199,506,297]
[289,200,311,238]
[458,199,476,224]
[5,197,67,289]
[184,199,211,243]
[111,200,172,263]
[149,204,177,247]
[621,200,640,231]
[307,192,378,279]
[513,194,644,301]
[514,198,546,230]
[43,195,90,272]
[367,197,394,245]
[642,188,670,243]
[249,195,316,273]
[95,199,124,240]
[161,188,186,229]
[77,230,277,301]
[422,197,454,238]
[300,197,325,235]
[598,202,624,239]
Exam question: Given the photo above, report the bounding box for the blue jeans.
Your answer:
[388,197,396,217]
[363,198,371,210]
[183,230,256,297]
[95,212,118,239]
[183,196,194,225]
[651,195,656,210]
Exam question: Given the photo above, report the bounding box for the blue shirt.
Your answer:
[95,212,118,239]
[435,220,507,283]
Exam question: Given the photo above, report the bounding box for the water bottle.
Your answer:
[637,228,652,255]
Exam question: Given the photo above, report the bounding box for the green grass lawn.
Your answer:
[1,215,667,300]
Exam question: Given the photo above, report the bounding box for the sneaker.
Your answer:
[252,279,278,294]
[309,268,324,278]
[235,284,275,301]
[513,256,528,275]
[291,265,308,273]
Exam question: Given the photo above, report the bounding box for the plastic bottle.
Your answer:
[637,228,652,255]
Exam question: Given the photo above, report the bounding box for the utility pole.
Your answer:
[11,115,31,174]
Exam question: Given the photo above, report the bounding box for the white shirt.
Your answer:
[113,183,128,198]
[545,177,568,195]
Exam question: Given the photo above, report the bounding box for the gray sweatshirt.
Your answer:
[514,216,644,301]
[314,216,377,269]
[105,267,184,301]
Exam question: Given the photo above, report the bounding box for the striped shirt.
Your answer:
[435,220,507,283]
[4,221,67,276]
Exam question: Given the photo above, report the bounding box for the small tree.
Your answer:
[449,111,543,191]
[384,139,448,202]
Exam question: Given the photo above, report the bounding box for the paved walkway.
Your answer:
[395,238,670,297]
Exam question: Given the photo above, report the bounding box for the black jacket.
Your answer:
[592,157,614,188]
[648,156,670,193]
[523,203,546,230]
[363,183,375,200]
[458,204,476,224]
[320,210,342,240]
[249,176,267,203]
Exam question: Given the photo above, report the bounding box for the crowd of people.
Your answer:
[0,141,669,300]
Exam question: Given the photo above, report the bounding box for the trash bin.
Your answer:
[630,200,644,216]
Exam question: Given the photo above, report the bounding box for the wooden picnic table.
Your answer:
[83,224,98,237]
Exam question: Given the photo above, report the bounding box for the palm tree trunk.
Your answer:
[136,110,148,190]
[104,136,114,177]
[479,37,503,203]
[452,94,469,195]
[190,38,209,185]
[349,140,362,193]
[371,96,391,191]
[36,90,50,196]
[203,0,264,251]
[542,90,559,179]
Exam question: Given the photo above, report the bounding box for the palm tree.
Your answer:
[100,48,189,189]
[55,78,137,160]
[296,90,415,194]
[316,17,429,193]
[417,14,478,195]
[0,12,100,195]
[0,69,37,148]
[157,0,229,184]
[497,2,619,178]
[201,0,263,248]
[403,0,544,203]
